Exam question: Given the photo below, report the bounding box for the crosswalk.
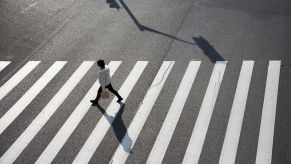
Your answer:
[182,61,227,164]
[0,60,281,164]
[0,61,40,101]
[0,62,10,73]
[219,61,254,164]
[147,61,201,164]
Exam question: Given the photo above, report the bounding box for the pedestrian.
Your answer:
[90,60,123,104]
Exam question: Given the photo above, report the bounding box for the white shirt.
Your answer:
[98,65,111,90]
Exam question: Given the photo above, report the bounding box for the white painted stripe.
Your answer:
[182,61,227,164]
[0,61,66,136]
[0,61,40,101]
[72,61,149,164]
[256,61,281,164]
[0,61,94,164]
[0,61,10,72]
[110,61,175,164]
[34,61,120,164]
[145,61,201,164]
[219,61,254,164]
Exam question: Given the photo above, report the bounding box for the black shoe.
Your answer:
[117,98,123,103]
[90,100,98,104]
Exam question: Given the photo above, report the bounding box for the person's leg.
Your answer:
[96,86,102,101]
[106,84,123,101]
[90,86,102,103]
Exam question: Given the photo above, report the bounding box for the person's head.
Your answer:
[97,60,105,69]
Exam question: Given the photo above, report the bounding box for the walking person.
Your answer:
[90,60,123,104]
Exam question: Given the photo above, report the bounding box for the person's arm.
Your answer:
[105,68,111,86]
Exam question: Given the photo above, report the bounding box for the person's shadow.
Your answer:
[193,36,225,63]
[93,103,133,153]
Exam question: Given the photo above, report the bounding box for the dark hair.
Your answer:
[97,60,105,68]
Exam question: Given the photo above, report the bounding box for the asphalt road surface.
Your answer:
[0,0,290,163]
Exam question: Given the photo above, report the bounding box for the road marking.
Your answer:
[182,61,227,164]
[20,2,37,13]
[110,61,175,164]
[35,61,121,164]
[0,61,94,164]
[0,61,66,136]
[0,61,40,101]
[34,61,121,164]
[219,61,254,164]
[72,61,148,164]
[0,61,10,73]
[146,61,201,164]
[255,61,281,164]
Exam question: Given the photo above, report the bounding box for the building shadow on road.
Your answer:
[92,102,133,153]
[115,0,196,46]
[107,0,120,10]
[193,36,225,63]
[105,0,226,62]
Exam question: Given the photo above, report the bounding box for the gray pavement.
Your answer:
[0,0,290,163]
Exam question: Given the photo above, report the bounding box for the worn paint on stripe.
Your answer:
[182,61,227,164]
[0,61,10,73]
[0,61,94,164]
[146,61,201,164]
[0,61,66,137]
[219,61,254,164]
[72,61,148,164]
[0,61,40,101]
[110,61,175,164]
[256,61,281,164]
[35,61,121,164]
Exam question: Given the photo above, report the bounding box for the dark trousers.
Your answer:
[95,83,122,101]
